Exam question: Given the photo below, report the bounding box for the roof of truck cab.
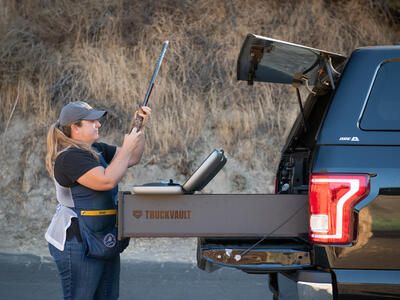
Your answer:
[317,45,400,146]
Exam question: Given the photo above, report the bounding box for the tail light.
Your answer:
[309,174,370,244]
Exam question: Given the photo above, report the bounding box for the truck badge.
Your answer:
[339,136,360,142]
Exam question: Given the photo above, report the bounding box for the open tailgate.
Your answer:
[237,33,346,85]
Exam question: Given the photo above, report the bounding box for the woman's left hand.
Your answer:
[135,106,152,127]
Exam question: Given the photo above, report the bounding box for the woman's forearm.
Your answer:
[128,138,145,166]
[104,147,132,185]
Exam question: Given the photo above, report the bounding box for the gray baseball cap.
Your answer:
[58,101,107,126]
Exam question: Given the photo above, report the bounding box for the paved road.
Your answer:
[0,253,272,300]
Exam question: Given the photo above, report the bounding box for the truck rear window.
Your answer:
[360,60,400,131]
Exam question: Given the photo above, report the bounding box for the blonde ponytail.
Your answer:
[46,121,99,177]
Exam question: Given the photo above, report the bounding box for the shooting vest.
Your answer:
[70,147,118,231]
[46,145,126,256]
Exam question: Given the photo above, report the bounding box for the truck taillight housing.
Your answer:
[309,174,370,244]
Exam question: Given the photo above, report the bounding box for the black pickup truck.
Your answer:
[197,35,400,299]
[118,34,400,299]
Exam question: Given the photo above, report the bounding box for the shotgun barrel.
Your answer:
[132,41,169,131]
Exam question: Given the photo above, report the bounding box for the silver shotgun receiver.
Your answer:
[132,40,169,131]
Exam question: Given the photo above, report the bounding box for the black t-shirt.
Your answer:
[54,142,117,187]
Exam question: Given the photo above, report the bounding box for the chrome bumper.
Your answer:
[297,281,333,300]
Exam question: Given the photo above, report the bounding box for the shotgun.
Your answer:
[132,40,169,131]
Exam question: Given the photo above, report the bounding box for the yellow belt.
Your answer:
[80,209,117,216]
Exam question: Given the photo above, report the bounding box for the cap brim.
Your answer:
[83,110,107,121]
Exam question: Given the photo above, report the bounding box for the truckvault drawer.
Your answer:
[117,192,308,239]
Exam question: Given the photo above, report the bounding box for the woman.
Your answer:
[45,101,151,299]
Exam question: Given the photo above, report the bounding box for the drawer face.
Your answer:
[118,193,308,239]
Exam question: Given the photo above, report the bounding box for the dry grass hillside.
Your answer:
[0,0,398,254]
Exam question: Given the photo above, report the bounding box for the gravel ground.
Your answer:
[0,236,198,263]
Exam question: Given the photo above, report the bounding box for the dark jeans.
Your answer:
[49,237,120,300]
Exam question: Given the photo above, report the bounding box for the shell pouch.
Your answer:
[77,214,130,260]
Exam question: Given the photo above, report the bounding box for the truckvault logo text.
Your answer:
[132,210,192,219]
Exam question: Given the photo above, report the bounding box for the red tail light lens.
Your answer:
[309,174,370,244]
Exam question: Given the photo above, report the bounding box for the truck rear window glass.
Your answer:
[360,60,400,131]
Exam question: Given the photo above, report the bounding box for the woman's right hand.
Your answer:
[122,127,144,153]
